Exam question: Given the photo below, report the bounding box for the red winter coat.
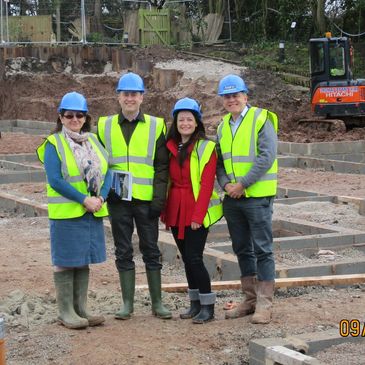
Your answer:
[162,138,217,239]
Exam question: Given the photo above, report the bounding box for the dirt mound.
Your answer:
[0,46,364,143]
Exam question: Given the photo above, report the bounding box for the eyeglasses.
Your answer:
[63,113,85,119]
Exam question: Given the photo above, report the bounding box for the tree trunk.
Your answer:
[93,0,103,34]
[209,0,224,14]
[261,0,267,40]
[311,0,326,35]
[56,3,61,42]
[316,0,326,35]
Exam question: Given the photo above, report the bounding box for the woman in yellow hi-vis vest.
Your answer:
[216,75,278,324]
[37,92,111,329]
[162,98,223,324]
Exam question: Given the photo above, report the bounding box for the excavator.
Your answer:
[299,32,365,131]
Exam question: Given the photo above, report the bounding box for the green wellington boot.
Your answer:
[115,269,135,320]
[146,269,172,319]
[73,267,105,326]
[53,270,89,329]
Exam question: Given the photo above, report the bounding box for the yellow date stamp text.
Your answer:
[339,319,365,337]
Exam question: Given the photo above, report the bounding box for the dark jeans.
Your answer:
[108,201,162,272]
[223,196,275,281]
[171,226,211,293]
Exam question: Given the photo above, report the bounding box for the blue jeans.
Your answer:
[223,196,275,281]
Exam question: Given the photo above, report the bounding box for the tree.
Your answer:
[147,0,165,9]
[55,0,61,41]
[261,0,268,40]
[208,0,224,14]
[8,0,36,15]
[311,0,326,35]
[93,0,103,34]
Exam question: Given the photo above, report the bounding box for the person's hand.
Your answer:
[83,196,102,213]
[107,189,121,203]
[191,222,201,230]
[225,183,244,199]
[149,206,161,220]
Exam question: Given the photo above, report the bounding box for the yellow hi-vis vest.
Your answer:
[217,107,278,198]
[190,139,223,228]
[37,133,109,219]
[98,114,166,201]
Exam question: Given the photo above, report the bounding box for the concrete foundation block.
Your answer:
[265,346,324,365]
[359,200,365,216]
[250,329,364,365]
[278,156,298,167]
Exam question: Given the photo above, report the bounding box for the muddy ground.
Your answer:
[0,47,365,364]
[1,46,365,142]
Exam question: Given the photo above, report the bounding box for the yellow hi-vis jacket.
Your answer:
[98,114,166,201]
[37,133,109,219]
[217,107,278,198]
[190,139,223,228]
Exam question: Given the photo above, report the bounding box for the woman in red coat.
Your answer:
[162,97,222,323]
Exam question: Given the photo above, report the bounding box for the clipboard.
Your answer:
[111,170,132,201]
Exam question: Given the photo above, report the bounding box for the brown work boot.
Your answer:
[225,276,256,319]
[251,280,275,324]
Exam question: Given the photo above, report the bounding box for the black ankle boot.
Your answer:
[192,293,215,324]
[180,300,201,319]
[192,304,215,324]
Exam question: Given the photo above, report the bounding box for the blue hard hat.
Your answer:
[116,72,145,92]
[58,92,88,112]
[172,97,202,120]
[217,74,248,95]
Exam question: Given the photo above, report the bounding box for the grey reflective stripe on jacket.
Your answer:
[53,134,83,183]
[105,115,157,169]
[134,177,154,185]
[53,133,106,182]
[48,196,74,203]
[235,172,277,182]
[217,108,275,182]
[104,116,113,163]
[196,139,209,160]
[196,139,221,209]
[208,198,221,208]
[48,133,107,204]
[89,133,109,164]
[217,108,262,163]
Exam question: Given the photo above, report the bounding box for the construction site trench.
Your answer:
[0,46,364,365]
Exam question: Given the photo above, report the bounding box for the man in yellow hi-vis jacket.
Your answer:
[216,74,278,324]
[97,72,171,320]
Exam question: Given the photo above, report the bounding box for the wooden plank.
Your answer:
[275,273,365,288]
[135,274,365,292]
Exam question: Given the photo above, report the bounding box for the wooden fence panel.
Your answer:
[8,15,52,42]
[138,9,170,46]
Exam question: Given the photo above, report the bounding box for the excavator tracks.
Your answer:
[297,119,347,133]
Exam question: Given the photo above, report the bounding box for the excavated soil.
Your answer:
[0,47,365,365]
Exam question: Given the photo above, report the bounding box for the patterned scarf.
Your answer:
[62,126,102,195]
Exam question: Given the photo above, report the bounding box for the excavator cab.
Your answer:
[309,33,365,121]
[310,35,351,94]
